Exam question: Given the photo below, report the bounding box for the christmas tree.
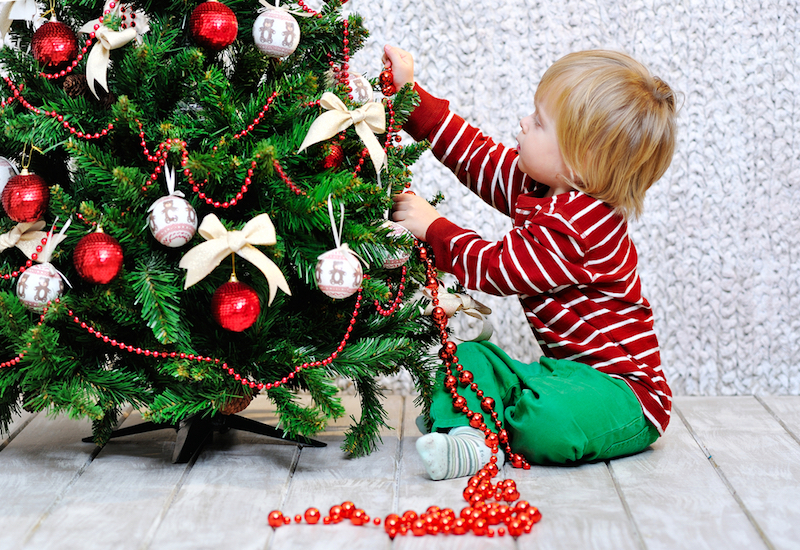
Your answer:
[0,0,440,458]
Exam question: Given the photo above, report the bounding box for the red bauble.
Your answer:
[211,280,261,332]
[380,69,396,96]
[267,510,284,528]
[190,1,239,51]
[1,171,50,222]
[73,231,124,284]
[32,20,78,69]
[322,143,344,170]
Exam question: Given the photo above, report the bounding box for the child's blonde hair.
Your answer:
[536,50,677,219]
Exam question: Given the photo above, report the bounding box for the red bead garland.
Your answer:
[264,244,539,539]
[295,0,325,18]
[2,77,115,139]
[5,287,364,392]
[372,268,406,317]
[2,246,542,539]
[273,159,307,196]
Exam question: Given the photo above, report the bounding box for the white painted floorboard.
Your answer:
[1,396,800,550]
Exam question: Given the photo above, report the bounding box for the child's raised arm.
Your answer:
[382,45,415,90]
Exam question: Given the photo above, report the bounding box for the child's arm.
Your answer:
[391,192,441,242]
[383,46,536,218]
[392,191,609,298]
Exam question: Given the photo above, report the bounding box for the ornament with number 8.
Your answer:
[315,246,363,299]
[148,195,197,247]
[17,263,64,311]
[148,165,197,247]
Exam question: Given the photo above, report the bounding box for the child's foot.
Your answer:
[416,426,504,480]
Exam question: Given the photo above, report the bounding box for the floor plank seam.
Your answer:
[391,395,408,516]
[20,443,105,548]
[674,403,776,550]
[754,394,800,448]
[608,461,647,550]
[264,445,302,550]
[0,411,39,453]
[138,449,200,550]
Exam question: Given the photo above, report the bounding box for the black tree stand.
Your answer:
[83,414,326,463]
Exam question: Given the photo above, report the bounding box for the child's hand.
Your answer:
[382,45,414,90]
[392,192,441,242]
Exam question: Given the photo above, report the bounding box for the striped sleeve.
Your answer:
[404,84,532,217]
[426,211,595,297]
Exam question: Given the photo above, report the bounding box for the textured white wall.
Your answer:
[341,0,800,395]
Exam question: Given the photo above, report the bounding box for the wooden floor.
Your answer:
[2,395,800,550]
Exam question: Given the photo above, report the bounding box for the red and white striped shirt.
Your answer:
[405,85,672,434]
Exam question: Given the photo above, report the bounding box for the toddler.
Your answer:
[384,45,677,479]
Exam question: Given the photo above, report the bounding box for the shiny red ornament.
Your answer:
[32,19,78,69]
[304,507,321,524]
[480,396,496,413]
[438,340,457,361]
[340,501,356,518]
[190,1,238,51]
[411,518,427,536]
[267,510,284,528]
[350,509,368,526]
[73,231,124,284]
[211,279,261,332]
[507,518,524,537]
[431,306,447,324]
[469,412,484,429]
[1,171,49,222]
[322,143,344,170]
[380,68,396,96]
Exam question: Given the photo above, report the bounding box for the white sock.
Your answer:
[416,426,504,481]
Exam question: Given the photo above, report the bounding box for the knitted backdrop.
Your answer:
[343,0,799,396]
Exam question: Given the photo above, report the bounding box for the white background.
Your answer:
[341,0,800,395]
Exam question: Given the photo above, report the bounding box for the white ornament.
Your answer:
[147,166,197,247]
[381,220,412,269]
[148,196,197,247]
[315,245,363,299]
[16,262,63,311]
[314,197,367,299]
[0,156,19,196]
[252,8,299,58]
[347,72,374,104]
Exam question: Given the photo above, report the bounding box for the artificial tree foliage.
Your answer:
[0,0,440,457]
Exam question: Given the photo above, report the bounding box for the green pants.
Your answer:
[429,341,659,465]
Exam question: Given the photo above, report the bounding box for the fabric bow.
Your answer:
[0,0,38,40]
[179,213,291,305]
[299,92,386,174]
[78,21,138,99]
[417,281,494,342]
[0,220,66,260]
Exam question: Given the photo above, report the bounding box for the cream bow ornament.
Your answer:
[77,22,137,99]
[0,221,66,260]
[298,92,386,174]
[0,0,38,39]
[179,214,291,305]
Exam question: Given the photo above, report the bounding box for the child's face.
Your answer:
[515,100,571,192]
